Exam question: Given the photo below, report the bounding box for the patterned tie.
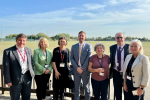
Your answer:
[78,44,83,66]
[117,47,121,71]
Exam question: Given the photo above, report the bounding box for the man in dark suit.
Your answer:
[109,32,129,100]
[3,33,35,100]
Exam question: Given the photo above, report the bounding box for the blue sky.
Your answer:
[0,0,150,38]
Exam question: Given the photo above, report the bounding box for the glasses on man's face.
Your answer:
[116,37,123,39]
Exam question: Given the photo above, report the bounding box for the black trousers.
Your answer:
[10,71,32,100]
[91,78,109,100]
[35,74,50,100]
[125,79,144,100]
[113,69,127,100]
[54,88,65,100]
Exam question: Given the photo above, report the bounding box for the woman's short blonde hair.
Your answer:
[129,39,143,54]
[38,37,49,48]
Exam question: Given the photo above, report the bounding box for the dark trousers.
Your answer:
[54,88,65,100]
[10,71,32,100]
[35,74,50,100]
[91,78,109,100]
[113,69,127,100]
[125,79,144,100]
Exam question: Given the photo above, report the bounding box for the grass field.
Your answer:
[0,41,150,58]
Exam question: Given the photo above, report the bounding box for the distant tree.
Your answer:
[36,32,52,40]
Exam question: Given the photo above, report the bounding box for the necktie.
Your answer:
[117,47,121,71]
[78,44,83,66]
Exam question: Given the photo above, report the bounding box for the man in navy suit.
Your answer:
[71,31,92,100]
[109,32,129,100]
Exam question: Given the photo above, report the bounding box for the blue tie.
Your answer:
[117,47,121,71]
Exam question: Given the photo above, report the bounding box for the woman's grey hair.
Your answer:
[38,37,49,48]
[94,42,105,52]
[129,39,143,54]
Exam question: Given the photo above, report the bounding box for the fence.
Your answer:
[0,64,113,100]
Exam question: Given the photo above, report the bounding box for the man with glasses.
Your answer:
[109,32,129,100]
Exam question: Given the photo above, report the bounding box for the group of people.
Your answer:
[2,31,150,100]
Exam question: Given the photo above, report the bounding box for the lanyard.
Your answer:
[117,46,124,53]
[97,54,103,68]
[59,47,65,62]
[17,48,26,62]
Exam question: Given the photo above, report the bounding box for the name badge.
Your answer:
[45,65,48,68]
[60,63,65,67]
[127,76,131,80]
[99,73,104,76]
[116,63,119,66]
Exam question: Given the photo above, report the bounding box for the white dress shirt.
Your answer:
[78,42,85,66]
[16,45,28,74]
[115,44,125,72]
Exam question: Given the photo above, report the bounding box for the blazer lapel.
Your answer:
[25,47,30,66]
[12,45,22,66]
[46,49,49,64]
[75,43,79,58]
[113,44,117,61]
[125,54,132,69]
[124,44,129,60]
[131,54,141,69]
[39,49,46,62]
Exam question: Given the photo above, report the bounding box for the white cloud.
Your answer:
[1,2,150,38]
[108,0,119,5]
[83,4,106,10]
[128,9,146,13]
[79,12,96,17]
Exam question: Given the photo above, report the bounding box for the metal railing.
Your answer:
[0,64,113,100]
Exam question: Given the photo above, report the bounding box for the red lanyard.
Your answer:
[17,48,26,62]
[59,47,65,62]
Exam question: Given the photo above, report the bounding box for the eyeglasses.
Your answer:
[116,37,123,39]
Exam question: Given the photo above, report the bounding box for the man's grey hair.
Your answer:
[115,32,125,38]
[94,42,105,52]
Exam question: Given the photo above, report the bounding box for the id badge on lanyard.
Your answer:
[45,65,48,68]
[97,54,104,76]
[60,63,65,67]
[59,47,65,68]
[127,76,131,80]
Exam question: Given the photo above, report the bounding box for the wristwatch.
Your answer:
[139,87,144,90]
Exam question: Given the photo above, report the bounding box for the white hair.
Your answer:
[129,39,143,54]
[94,42,105,52]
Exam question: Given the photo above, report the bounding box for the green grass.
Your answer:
[0,41,150,59]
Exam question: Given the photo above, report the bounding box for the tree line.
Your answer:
[5,33,150,41]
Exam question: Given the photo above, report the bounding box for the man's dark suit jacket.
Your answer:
[3,45,35,86]
[109,44,129,78]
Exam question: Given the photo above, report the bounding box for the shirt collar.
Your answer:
[117,43,125,49]
[79,42,85,46]
[16,45,24,50]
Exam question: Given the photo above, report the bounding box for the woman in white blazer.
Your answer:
[123,39,150,100]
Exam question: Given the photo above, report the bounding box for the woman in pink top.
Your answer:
[88,43,110,100]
